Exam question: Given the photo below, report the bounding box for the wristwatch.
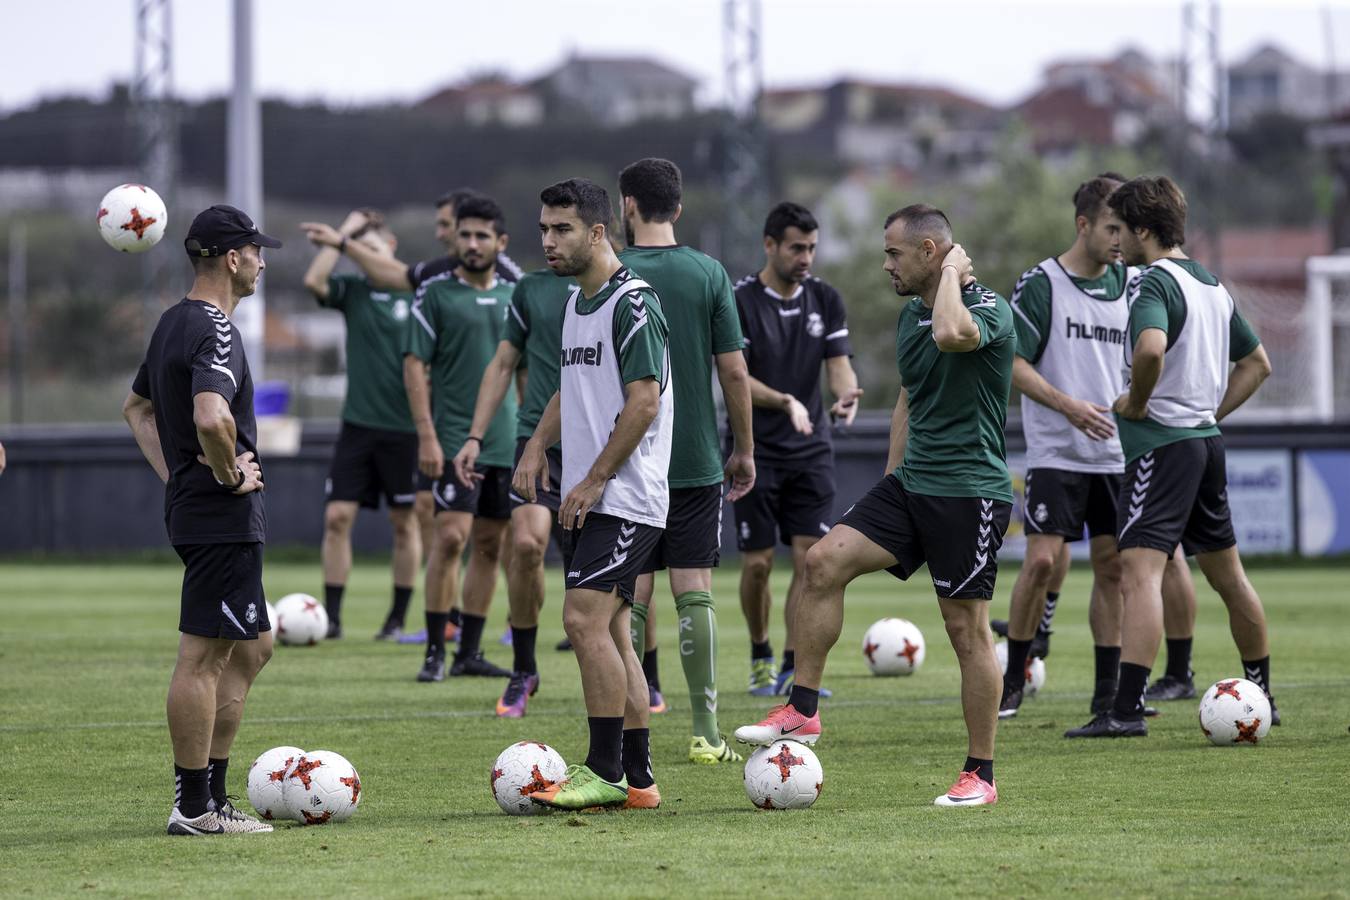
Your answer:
[215,466,246,490]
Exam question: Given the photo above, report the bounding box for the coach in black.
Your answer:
[123,204,279,836]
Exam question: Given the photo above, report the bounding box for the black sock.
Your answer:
[425,611,448,655]
[782,650,796,672]
[751,639,773,661]
[323,583,344,626]
[457,613,486,659]
[206,757,229,807]
[642,648,661,691]
[1242,656,1272,696]
[584,716,625,783]
[1039,591,1059,635]
[449,607,463,627]
[388,585,413,626]
[1005,638,1032,691]
[622,728,654,789]
[1094,645,1121,685]
[1165,637,1193,681]
[788,684,819,718]
[511,625,538,675]
[174,764,211,818]
[963,756,994,784]
[1112,662,1151,720]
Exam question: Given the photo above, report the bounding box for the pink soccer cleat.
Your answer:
[934,770,998,807]
[733,704,822,746]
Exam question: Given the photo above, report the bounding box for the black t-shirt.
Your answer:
[733,274,852,467]
[407,252,523,290]
[132,298,266,545]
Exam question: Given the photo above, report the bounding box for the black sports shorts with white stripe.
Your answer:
[838,475,1012,600]
[1116,436,1235,557]
[562,513,663,604]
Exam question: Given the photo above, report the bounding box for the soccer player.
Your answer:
[1067,175,1278,738]
[452,267,575,717]
[732,202,860,698]
[403,194,518,683]
[123,204,279,834]
[301,210,420,641]
[736,205,1014,808]
[515,178,670,810]
[616,157,756,765]
[995,173,1200,718]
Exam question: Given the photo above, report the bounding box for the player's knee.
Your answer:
[323,504,356,536]
[1093,554,1123,589]
[512,530,547,569]
[802,544,844,595]
[1023,549,1057,583]
[742,552,773,585]
[561,604,597,644]
[389,508,418,540]
[941,610,982,656]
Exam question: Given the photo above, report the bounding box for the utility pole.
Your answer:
[1178,0,1226,275]
[721,0,768,275]
[132,0,177,344]
[228,0,265,380]
[7,223,26,424]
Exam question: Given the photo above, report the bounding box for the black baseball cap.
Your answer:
[184,204,282,258]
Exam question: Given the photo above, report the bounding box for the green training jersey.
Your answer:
[894,281,1015,502]
[319,274,416,433]
[504,269,573,439]
[1010,261,1128,364]
[403,272,517,468]
[620,245,744,488]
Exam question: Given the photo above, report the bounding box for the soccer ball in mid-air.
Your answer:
[97,183,167,253]
[995,640,1046,697]
[1198,678,1272,746]
[282,750,362,825]
[274,593,328,646]
[246,745,305,821]
[861,618,925,676]
[743,740,823,810]
[490,741,567,815]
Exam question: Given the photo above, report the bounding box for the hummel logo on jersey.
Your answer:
[561,341,604,368]
[1066,317,1125,345]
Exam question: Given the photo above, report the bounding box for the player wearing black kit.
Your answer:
[123,205,280,835]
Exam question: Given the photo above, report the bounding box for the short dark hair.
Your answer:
[883,204,953,245]
[435,187,478,211]
[763,202,818,241]
[540,178,613,229]
[1107,176,1187,248]
[617,158,682,223]
[1072,172,1128,222]
[454,194,506,235]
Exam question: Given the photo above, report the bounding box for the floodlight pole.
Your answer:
[722,0,767,274]
[227,0,265,381]
[132,0,176,344]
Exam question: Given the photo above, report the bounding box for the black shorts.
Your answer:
[432,465,512,520]
[174,542,268,640]
[325,422,418,509]
[562,513,664,605]
[1117,436,1235,556]
[838,475,1012,599]
[641,484,724,572]
[416,471,434,493]
[510,437,564,512]
[1023,468,1122,542]
[733,462,835,551]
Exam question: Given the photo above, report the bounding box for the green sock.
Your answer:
[629,602,649,660]
[675,590,718,741]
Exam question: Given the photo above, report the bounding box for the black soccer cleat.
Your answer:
[1030,630,1051,660]
[989,619,1010,638]
[374,620,403,641]
[449,650,511,678]
[1269,696,1281,727]
[555,637,574,652]
[416,650,445,682]
[1090,679,1118,716]
[998,684,1023,719]
[325,620,343,640]
[1144,674,1196,701]
[1064,713,1148,738]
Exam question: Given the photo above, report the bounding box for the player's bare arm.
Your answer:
[558,376,660,530]
[513,390,562,503]
[299,211,370,301]
[825,355,863,426]
[885,386,910,474]
[454,339,523,486]
[122,390,170,483]
[715,349,756,501]
[403,354,443,479]
[747,374,813,435]
[930,244,980,352]
[304,210,414,292]
[1114,328,1166,420]
[1012,356,1115,440]
[1217,345,1273,422]
[192,390,262,494]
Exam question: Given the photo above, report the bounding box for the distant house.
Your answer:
[1229,44,1350,125]
[417,77,545,128]
[532,54,698,127]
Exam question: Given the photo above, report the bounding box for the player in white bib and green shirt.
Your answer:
[514,178,671,811]
[1066,175,1278,738]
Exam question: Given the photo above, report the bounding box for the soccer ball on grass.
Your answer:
[490,741,567,815]
[861,618,925,676]
[1198,678,1271,745]
[281,750,362,824]
[274,593,327,646]
[245,745,305,821]
[743,740,823,810]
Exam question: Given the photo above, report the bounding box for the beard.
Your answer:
[551,247,590,277]
[624,217,636,248]
[459,254,495,273]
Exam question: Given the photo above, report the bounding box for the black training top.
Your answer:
[407,252,523,291]
[132,298,266,545]
[732,273,852,467]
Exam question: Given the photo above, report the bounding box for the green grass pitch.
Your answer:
[1,560,1347,897]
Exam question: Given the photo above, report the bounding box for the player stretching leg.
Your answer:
[1067,176,1277,737]
[517,178,671,810]
[617,158,756,765]
[737,206,1015,807]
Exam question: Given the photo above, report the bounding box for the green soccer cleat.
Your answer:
[528,764,628,810]
[748,658,778,696]
[689,734,743,765]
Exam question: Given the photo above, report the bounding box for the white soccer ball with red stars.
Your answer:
[246,745,305,821]
[274,593,328,646]
[265,600,278,634]
[1198,678,1272,746]
[96,183,167,253]
[995,639,1046,697]
[281,750,362,825]
[862,618,925,676]
[743,740,823,810]
[491,741,567,815]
